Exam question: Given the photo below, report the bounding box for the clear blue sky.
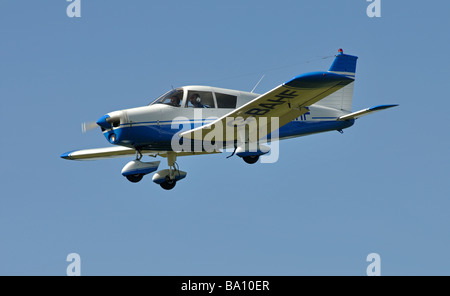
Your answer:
[1,0,449,275]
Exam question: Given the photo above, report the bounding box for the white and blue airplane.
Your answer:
[61,49,397,190]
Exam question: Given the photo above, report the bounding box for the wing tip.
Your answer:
[60,151,74,160]
[369,104,399,111]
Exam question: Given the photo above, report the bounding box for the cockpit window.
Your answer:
[149,88,184,107]
[185,91,215,108]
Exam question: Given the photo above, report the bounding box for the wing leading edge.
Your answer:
[61,146,219,161]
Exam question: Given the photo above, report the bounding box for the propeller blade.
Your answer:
[81,121,98,133]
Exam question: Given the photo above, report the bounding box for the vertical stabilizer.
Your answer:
[316,49,358,111]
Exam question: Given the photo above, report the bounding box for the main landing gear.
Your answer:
[160,176,177,190]
[160,153,178,190]
[122,150,187,190]
[152,152,187,190]
[126,174,144,183]
[121,150,160,184]
[125,150,145,183]
[235,144,269,165]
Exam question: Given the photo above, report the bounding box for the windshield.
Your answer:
[149,88,184,107]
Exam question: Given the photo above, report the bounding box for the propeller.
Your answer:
[81,112,122,133]
[81,121,98,133]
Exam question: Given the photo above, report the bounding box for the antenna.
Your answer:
[251,74,265,93]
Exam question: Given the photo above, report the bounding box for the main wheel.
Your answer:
[126,174,144,183]
[160,177,176,190]
[243,155,259,164]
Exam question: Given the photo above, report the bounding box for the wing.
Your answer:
[181,72,354,142]
[61,146,219,161]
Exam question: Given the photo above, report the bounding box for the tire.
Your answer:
[125,174,144,183]
[160,180,176,190]
[243,155,259,164]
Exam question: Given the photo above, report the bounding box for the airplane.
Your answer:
[61,49,397,190]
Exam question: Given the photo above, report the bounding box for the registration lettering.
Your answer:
[245,89,298,116]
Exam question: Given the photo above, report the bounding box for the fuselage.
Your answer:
[100,85,355,150]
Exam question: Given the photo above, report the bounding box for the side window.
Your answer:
[186,91,215,108]
[215,93,237,109]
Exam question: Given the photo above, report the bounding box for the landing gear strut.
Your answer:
[158,152,180,190]
[151,153,188,190]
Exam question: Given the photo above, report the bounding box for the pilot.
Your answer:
[189,93,205,108]
[168,95,181,107]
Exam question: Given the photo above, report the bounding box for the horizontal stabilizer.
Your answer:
[337,104,398,121]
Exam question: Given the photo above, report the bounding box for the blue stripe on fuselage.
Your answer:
[104,119,355,149]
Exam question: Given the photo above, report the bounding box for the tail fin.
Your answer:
[328,49,358,77]
[315,49,358,111]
